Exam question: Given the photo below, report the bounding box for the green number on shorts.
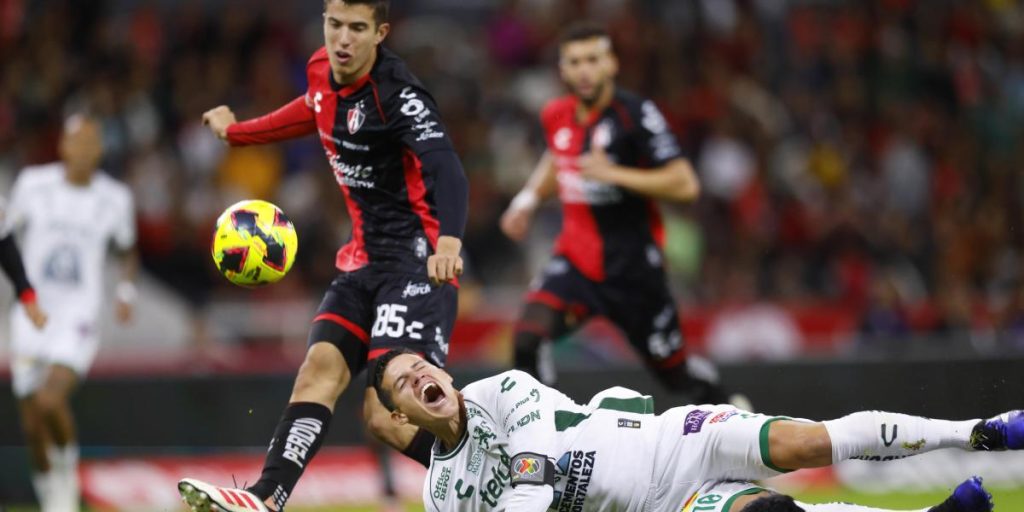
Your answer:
[693,493,723,510]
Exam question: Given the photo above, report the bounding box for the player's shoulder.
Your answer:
[541,95,576,123]
[373,47,429,97]
[305,47,332,87]
[14,163,63,188]
[462,370,541,401]
[93,173,132,201]
[307,46,330,70]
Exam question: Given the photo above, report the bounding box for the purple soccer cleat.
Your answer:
[949,476,994,512]
[970,410,1024,451]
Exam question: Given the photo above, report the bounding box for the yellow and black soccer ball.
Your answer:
[211,199,298,287]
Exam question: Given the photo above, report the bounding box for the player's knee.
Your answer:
[17,407,44,440]
[32,389,66,419]
[769,421,832,469]
[291,343,351,403]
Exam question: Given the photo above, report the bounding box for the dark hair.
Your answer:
[324,0,390,26]
[558,21,611,48]
[371,348,421,412]
[742,494,805,512]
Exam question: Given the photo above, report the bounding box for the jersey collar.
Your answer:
[330,70,373,98]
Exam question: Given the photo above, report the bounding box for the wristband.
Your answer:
[116,281,137,303]
[509,190,539,212]
[18,288,36,305]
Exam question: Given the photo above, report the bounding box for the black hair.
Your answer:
[558,21,611,48]
[371,348,421,412]
[742,494,805,512]
[324,0,390,26]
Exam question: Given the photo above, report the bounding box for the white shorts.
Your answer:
[647,404,794,511]
[10,305,99,398]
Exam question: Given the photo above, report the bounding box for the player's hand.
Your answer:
[116,300,133,324]
[23,301,47,330]
[202,106,237,141]
[500,204,534,242]
[427,236,463,285]
[578,144,619,184]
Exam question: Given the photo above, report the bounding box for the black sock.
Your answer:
[401,428,436,468]
[247,402,332,510]
[929,497,967,512]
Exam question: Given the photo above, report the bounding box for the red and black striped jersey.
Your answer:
[541,89,684,282]
[227,46,467,276]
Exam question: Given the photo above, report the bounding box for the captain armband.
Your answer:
[509,452,554,488]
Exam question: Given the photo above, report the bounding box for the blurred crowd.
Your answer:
[3,0,1024,350]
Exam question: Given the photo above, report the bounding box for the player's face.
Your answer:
[384,354,459,426]
[559,37,618,106]
[323,1,390,84]
[59,116,102,182]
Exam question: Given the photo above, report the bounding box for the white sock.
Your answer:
[47,443,80,512]
[824,411,979,462]
[32,471,53,511]
[796,502,929,511]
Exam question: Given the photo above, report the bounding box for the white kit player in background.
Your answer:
[371,349,1022,512]
[6,113,138,512]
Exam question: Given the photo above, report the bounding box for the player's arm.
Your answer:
[203,96,318,146]
[0,233,45,328]
[500,151,557,242]
[580,148,699,203]
[112,191,139,324]
[495,370,559,511]
[386,84,468,285]
[581,99,699,203]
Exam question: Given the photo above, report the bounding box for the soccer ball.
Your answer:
[211,199,298,287]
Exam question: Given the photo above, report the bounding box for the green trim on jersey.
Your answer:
[758,417,794,473]
[722,487,768,512]
[555,395,654,432]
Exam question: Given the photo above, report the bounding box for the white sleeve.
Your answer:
[112,187,136,250]
[492,370,557,511]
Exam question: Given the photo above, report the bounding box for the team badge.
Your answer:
[347,102,366,134]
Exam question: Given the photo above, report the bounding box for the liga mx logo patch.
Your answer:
[513,457,540,477]
[347,102,366,134]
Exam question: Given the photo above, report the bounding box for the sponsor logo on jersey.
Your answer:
[553,127,573,151]
[557,171,623,205]
[432,466,452,501]
[347,101,366,134]
[341,140,370,152]
[326,150,375,189]
[591,120,613,149]
[709,411,738,424]
[282,417,323,468]
[552,450,596,512]
[402,281,432,298]
[683,409,711,436]
[617,418,641,429]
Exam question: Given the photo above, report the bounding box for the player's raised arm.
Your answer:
[384,82,468,285]
[203,95,318,146]
[500,150,557,242]
[493,370,558,511]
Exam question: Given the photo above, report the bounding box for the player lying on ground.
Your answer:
[343,349,1010,512]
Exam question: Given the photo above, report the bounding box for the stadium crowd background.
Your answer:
[2,0,1024,362]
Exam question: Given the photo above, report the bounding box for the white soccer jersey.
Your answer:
[4,163,135,320]
[423,370,782,512]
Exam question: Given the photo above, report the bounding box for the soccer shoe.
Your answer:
[178,478,270,512]
[970,410,1024,451]
[929,476,993,512]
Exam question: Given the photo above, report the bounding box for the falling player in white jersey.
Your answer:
[353,349,1019,512]
[6,113,138,512]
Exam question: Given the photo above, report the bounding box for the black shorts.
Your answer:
[308,268,457,376]
[526,255,686,369]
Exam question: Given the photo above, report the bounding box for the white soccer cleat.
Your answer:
[178,478,270,512]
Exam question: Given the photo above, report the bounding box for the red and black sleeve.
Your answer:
[225,96,317,146]
[0,233,35,303]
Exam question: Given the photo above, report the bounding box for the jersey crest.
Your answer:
[347,101,367,134]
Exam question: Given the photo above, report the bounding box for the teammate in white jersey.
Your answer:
[6,114,138,512]
[354,349,1019,512]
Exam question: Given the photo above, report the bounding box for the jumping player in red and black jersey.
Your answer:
[177,1,467,511]
[501,22,733,405]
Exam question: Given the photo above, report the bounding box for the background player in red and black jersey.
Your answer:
[179,1,468,511]
[501,22,733,406]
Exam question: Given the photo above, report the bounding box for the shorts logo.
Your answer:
[683,409,711,436]
[402,281,432,298]
[709,411,738,424]
[347,102,366,134]
[617,418,641,429]
[415,236,429,260]
[513,457,540,476]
